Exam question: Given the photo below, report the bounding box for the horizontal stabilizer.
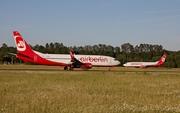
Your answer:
[8,53,16,56]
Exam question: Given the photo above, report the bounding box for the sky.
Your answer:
[0,0,180,51]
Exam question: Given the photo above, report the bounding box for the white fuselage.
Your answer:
[34,51,120,66]
[123,62,157,67]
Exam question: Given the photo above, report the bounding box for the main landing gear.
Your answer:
[64,66,68,70]
[64,66,113,71]
[109,66,115,71]
[64,66,74,70]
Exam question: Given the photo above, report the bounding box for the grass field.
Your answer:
[0,65,180,113]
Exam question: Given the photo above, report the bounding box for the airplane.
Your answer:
[13,31,120,70]
[123,54,166,68]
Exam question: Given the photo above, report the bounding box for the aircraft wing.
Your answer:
[70,55,84,66]
[69,50,92,69]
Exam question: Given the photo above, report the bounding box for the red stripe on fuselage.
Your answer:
[17,53,68,66]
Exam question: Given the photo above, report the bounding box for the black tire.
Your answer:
[64,66,68,70]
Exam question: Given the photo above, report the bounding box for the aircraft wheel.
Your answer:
[70,67,74,70]
[69,65,74,70]
[64,66,68,70]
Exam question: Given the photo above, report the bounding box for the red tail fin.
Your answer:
[13,31,35,56]
[157,54,166,66]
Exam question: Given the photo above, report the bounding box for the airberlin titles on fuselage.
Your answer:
[130,62,143,65]
[79,56,108,62]
[43,56,109,63]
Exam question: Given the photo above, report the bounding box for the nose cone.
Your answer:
[117,60,121,65]
[112,58,121,65]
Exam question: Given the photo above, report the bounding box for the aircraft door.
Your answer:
[34,55,37,63]
[109,58,112,64]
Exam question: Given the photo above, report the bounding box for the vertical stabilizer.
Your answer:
[157,54,166,66]
[13,31,35,56]
[13,31,68,65]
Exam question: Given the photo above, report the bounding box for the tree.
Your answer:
[175,54,180,68]
[54,42,60,54]
[165,54,175,68]
[45,43,50,53]
[106,45,114,57]
[121,43,134,59]
[114,46,120,57]
[49,43,55,53]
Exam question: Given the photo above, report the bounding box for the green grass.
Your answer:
[0,65,180,112]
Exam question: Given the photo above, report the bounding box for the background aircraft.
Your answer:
[123,54,166,68]
[13,31,120,70]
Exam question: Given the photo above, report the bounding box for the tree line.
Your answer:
[0,42,180,68]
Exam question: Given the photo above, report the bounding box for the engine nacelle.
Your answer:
[140,65,147,69]
[81,63,92,69]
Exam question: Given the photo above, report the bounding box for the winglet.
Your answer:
[69,50,75,59]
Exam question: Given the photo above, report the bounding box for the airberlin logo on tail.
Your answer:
[161,54,166,63]
[15,36,26,51]
[161,57,165,62]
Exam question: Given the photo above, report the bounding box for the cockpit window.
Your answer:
[114,59,117,61]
